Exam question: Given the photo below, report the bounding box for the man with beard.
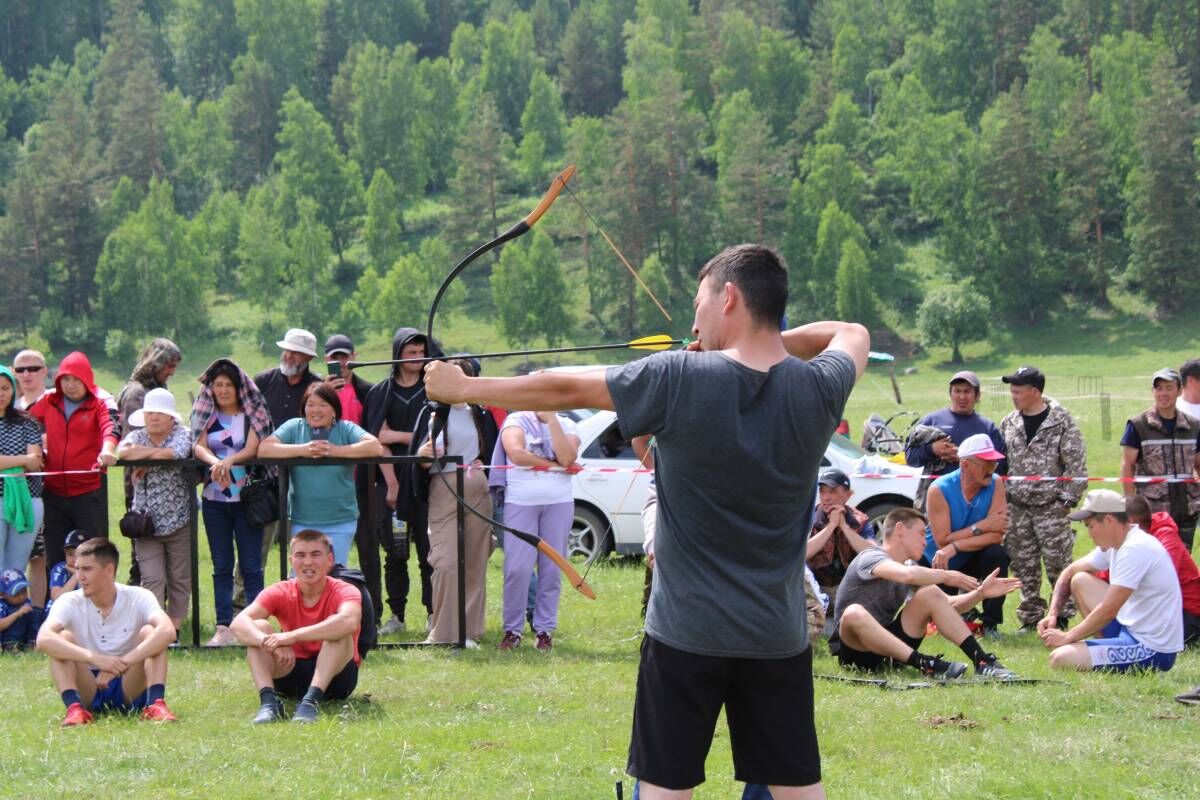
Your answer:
[363,328,441,635]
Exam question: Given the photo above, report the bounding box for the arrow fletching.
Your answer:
[628,334,682,351]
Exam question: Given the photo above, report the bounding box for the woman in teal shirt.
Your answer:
[258,382,383,565]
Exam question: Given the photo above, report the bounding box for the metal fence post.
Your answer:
[455,456,466,649]
[189,490,200,646]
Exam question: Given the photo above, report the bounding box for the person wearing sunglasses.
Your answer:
[12,350,48,412]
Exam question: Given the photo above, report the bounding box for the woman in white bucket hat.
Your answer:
[118,388,194,634]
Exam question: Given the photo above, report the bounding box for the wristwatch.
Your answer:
[971,524,982,537]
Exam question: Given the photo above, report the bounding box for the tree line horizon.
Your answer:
[0,1,1196,363]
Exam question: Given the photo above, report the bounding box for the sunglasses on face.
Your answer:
[13,366,44,374]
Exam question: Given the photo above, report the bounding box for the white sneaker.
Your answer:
[463,638,480,649]
[378,615,405,635]
[425,613,433,633]
[204,625,236,647]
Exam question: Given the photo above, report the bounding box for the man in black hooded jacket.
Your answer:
[362,328,440,634]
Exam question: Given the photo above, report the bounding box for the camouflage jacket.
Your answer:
[999,402,1088,507]
[1129,409,1200,514]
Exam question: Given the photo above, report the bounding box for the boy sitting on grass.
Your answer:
[36,538,178,726]
[1,568,36,651]
[232,529,362,724]
[1039,490,1183,672]
[830,507,1021,679]
[45,530,93,616]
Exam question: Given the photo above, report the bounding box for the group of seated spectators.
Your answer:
[2,324,591,722]
[803,363,1200,703]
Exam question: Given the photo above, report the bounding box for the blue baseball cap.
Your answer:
[1,568,29,596]
[64,529,93,550]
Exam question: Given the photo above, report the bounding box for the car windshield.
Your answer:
[826,432,867,459]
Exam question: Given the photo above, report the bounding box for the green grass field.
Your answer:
[5,297,1200,797]
[4,553,1198,799]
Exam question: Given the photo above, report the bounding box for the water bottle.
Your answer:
[392,517,410,561]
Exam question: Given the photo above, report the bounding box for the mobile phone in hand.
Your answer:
[326,361,342,377]
[311,427,332,441]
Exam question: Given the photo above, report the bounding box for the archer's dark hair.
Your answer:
[302,381,342,420]
[697,244,788,328]
[882,507,927,538]
[76,538,120,568]
[1181,359,1200,384]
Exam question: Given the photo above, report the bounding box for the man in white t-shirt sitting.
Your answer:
[1039,490,1184,671]
[36,538,178,726]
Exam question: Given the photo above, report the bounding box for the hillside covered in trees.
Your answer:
[0,1,1197,360]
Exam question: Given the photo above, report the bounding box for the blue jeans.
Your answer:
[0,497,42,573]
[202,499,264,626]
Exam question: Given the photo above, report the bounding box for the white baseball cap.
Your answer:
[129,387,182,426]
[1068,489,1126,521]
[275,328,318,357]
[958,433,1004,461]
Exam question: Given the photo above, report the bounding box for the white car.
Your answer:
[567,410,921,562]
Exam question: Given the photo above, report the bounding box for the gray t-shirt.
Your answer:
[832,546,911,632]
[607,348,856,658]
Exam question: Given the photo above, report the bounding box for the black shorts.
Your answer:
[274,657,358,701]
[834,615,923,671]
[626,635,821,790]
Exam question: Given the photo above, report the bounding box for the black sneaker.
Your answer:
[920,654,968,680]
[291,700,319,724]
[1174,686,1200,706]
[975,654,1017,679]
[252,702,285,724]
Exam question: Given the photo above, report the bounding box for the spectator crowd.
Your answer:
[3,327,1200,728]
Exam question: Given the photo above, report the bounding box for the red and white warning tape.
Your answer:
[6,464,1196,485]
[473,463,1200,484]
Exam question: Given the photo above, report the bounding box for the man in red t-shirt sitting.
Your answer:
[1125,496,1200,646]
[231,529,362,724]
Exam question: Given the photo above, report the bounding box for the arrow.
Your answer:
[346,335,689,369]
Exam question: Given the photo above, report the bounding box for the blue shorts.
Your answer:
[88,670,148,714]
[1085,621,1177,672]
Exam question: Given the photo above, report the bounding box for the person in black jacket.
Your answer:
[362,328,441,634]
[411,355,498,646]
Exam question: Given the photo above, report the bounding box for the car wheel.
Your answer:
[860,500,908,531]
[569,506,611,565]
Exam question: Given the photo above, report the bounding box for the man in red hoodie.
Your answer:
[1125,495,1200,646]
[27,353,118,583]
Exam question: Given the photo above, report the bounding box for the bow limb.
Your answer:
[426,165,576,342]
[424,164,595,600]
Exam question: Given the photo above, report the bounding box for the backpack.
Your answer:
[329,564,376,659]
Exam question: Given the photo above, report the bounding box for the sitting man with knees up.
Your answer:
[831,507,1020,680]
[36,538,178,726]
[1039,490,1183,672]
[231,529,362,724]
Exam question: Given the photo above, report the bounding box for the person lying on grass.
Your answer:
[830,507,1021,679]
[231,529,362,724]
[36,538,178,726]
[1039,490,1183,672]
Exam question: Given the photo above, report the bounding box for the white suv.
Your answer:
[567,409,921,562]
